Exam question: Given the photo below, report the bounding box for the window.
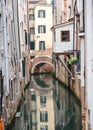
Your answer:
[39,41,45,50]
[61,30,70,42]
[40,111,48,122]
[29,14,34,20]
[38,25,46,33]
[30,27,35,34]
[40,125,48,130]
[30,42,35,50]
[40,96,46,107]
[38,10,45,18]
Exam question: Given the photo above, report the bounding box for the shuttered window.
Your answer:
[39,41,45,50]
[30,42,35,50]
[29,14,34,20]
[38,25,46,33]
[38,10,45,18]
[30,27,35,34]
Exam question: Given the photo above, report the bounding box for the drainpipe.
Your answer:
[83,0,85,32]
[1,0,9,94]
[73,0,77,53]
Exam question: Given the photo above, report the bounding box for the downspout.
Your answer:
[73,0,77,53]
[1,0,9,94]
[83,0,85,32]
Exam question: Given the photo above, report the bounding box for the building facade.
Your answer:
[52,0,86,130]
[85,0,93,129]
[0,0,30,127]
[28,0,53,74]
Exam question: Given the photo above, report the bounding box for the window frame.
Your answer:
[29,14,34,20]
[38,10,45,18]
[38,25,46,33]
[40,96,46,107]
[61,30,70,42]
[40,111,48,122]
[39,41,45,51]
[30,42,35,50]
[30,27,35,34]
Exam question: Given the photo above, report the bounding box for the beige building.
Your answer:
[28,0,53,58]
[30,89,55,130]
[30,75,55,130]
[36,91,55,130]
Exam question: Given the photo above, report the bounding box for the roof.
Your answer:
[51,20,74,30]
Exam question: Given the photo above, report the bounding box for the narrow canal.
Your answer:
[7,74,82,130]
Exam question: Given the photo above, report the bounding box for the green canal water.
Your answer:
[7,74,82,130]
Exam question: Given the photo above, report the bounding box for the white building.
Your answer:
[51,21,74,54]
[85,0,93,129]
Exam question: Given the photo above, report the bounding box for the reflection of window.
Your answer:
[39,41,45,50]
[38,10,45,18]
[29,14,34,20]
[40,125,48,130]
[38,25,46,33]
[61,30,70,42]
[40,96,46,107]
[31,94,36,101]
[40,111,48,122]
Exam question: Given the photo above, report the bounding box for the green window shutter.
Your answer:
[46,112,48,121]
[38,26,40,33]
[22,60,25,77]
[30,42,35,50]
[43,11,45,17]
[38,10,40,17]
[44,26,46,33]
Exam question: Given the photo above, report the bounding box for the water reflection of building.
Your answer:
[37,91,55,130]
[30,75,55,130]
[53,80,81,130]
[9,75,81,130]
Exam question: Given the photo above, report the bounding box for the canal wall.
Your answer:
[54,60,81,101]
[5,77,30,129]
[53,55,87,129]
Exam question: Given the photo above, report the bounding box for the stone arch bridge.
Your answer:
[30,56,54,74]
